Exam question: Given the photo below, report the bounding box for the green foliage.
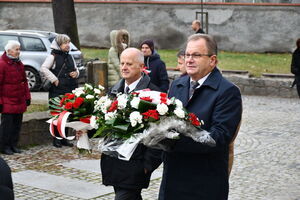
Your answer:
[81,48,291,77]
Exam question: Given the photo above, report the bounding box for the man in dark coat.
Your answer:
[192,20,205,34]
[140,39,169,93]
[101,48,162,200]
[0,40,31,155]
[291,38,300,98]
[159,34,242,200]
[0,157,14,200]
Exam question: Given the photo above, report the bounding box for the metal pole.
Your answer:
[201,0,203,31]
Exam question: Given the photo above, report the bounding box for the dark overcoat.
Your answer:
[100,74,162,189]
[159,67,242,200]
[0,52,31,114]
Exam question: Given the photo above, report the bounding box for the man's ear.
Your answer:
[210,55,218,66]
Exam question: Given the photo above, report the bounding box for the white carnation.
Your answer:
[175,99,183,108]
[72,87,85,97]
[98,84,105,90]
[156,103,169,115]
[85,83,93,90]
[94,88,101,94]
[105,111,117,121]
[86,94,94,99]
[129,111,143,127]
[117,94,128,109]
[174,108,185,118]
[130,97,140,109]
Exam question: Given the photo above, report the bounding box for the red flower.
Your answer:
[65,93,75,100]
[142,110,160,120]
[80,116,91,124]
[108,100,118,112]
[160,93,167,98]
[140,97,152,102]
[189,113,201,126]
[64,102,73,110]
[73,97,85,109]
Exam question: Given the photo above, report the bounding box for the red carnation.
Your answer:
[60,97,66,106]
[64,102,73,110]
[140,97,152,102]
[108,100,118,112]
[73,97,85,109]
[189,113,201,126]
[142,110,159,120]
[160,93,167,98]
[65,93,75,100]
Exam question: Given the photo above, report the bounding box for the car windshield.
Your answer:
[48,37,78,51]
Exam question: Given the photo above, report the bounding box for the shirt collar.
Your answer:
[125,76,142,93]
[190,72,211,89]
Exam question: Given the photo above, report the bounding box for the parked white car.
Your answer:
[0,30,85,91]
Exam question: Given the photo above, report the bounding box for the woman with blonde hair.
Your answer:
[41,34,79,147]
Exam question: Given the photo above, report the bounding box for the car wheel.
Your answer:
[25,66,41,91]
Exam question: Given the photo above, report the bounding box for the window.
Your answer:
[0,35,19,51]
[21,37,46,51]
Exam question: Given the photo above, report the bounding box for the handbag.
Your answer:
[40,62,66,91]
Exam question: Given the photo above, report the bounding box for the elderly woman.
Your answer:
[0,40,31,155]
[41,34,79,148]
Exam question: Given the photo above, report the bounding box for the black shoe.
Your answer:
[11,146,22,153]
[2,148,14,155]
[53,139,62,148]
[61,139,73,147]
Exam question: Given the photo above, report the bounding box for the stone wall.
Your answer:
[168,70,298,98]
[0,2,299,52]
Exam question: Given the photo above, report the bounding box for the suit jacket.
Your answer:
[159,67,242,200]
[101,74,162,189]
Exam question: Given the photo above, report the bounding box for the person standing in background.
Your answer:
[40,34,79,148]
[291,38,300,98]
[140,39,169,93]
[0,40,31,155]
[192,20,205,34]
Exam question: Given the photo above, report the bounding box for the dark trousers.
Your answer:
[296,82,300,98]
[0,157,14,200]
[113,187,142,200]
[0,113,23,150]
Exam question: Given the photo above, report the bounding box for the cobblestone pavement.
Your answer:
[1,95,300,200]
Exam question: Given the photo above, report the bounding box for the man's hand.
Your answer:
[69,71,78,79]
[26,99,31,107]
[76,130,84,140]
[54,80,59,86]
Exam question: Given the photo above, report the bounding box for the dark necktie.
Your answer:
[189,81,200,99]
[125,86,130,94]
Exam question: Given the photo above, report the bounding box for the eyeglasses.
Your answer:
[184,53,212,59]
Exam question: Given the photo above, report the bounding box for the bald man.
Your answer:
[192,20,205,34]
[100,48,162,200]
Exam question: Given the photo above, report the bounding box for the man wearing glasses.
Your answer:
[159,34,242,200]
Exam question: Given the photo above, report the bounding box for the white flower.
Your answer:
[95,96,112,113]
[174,108,185,118]
[94,88,101,94]
[85,83,93,90]
[90,115,99,129]
[72,87,85,97]
[86,94,94,99]
[98,84,105,91]
[175,99,183,108]
[130,97,140,109]
[129,111,143,127]
[156,103,169,115]
[117,94,128,109]
[105,111,117,121]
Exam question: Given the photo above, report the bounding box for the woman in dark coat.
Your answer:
[40,34,79,147]
[291,38,300,98]
[0,40,31,155]
[140,39,169,93]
